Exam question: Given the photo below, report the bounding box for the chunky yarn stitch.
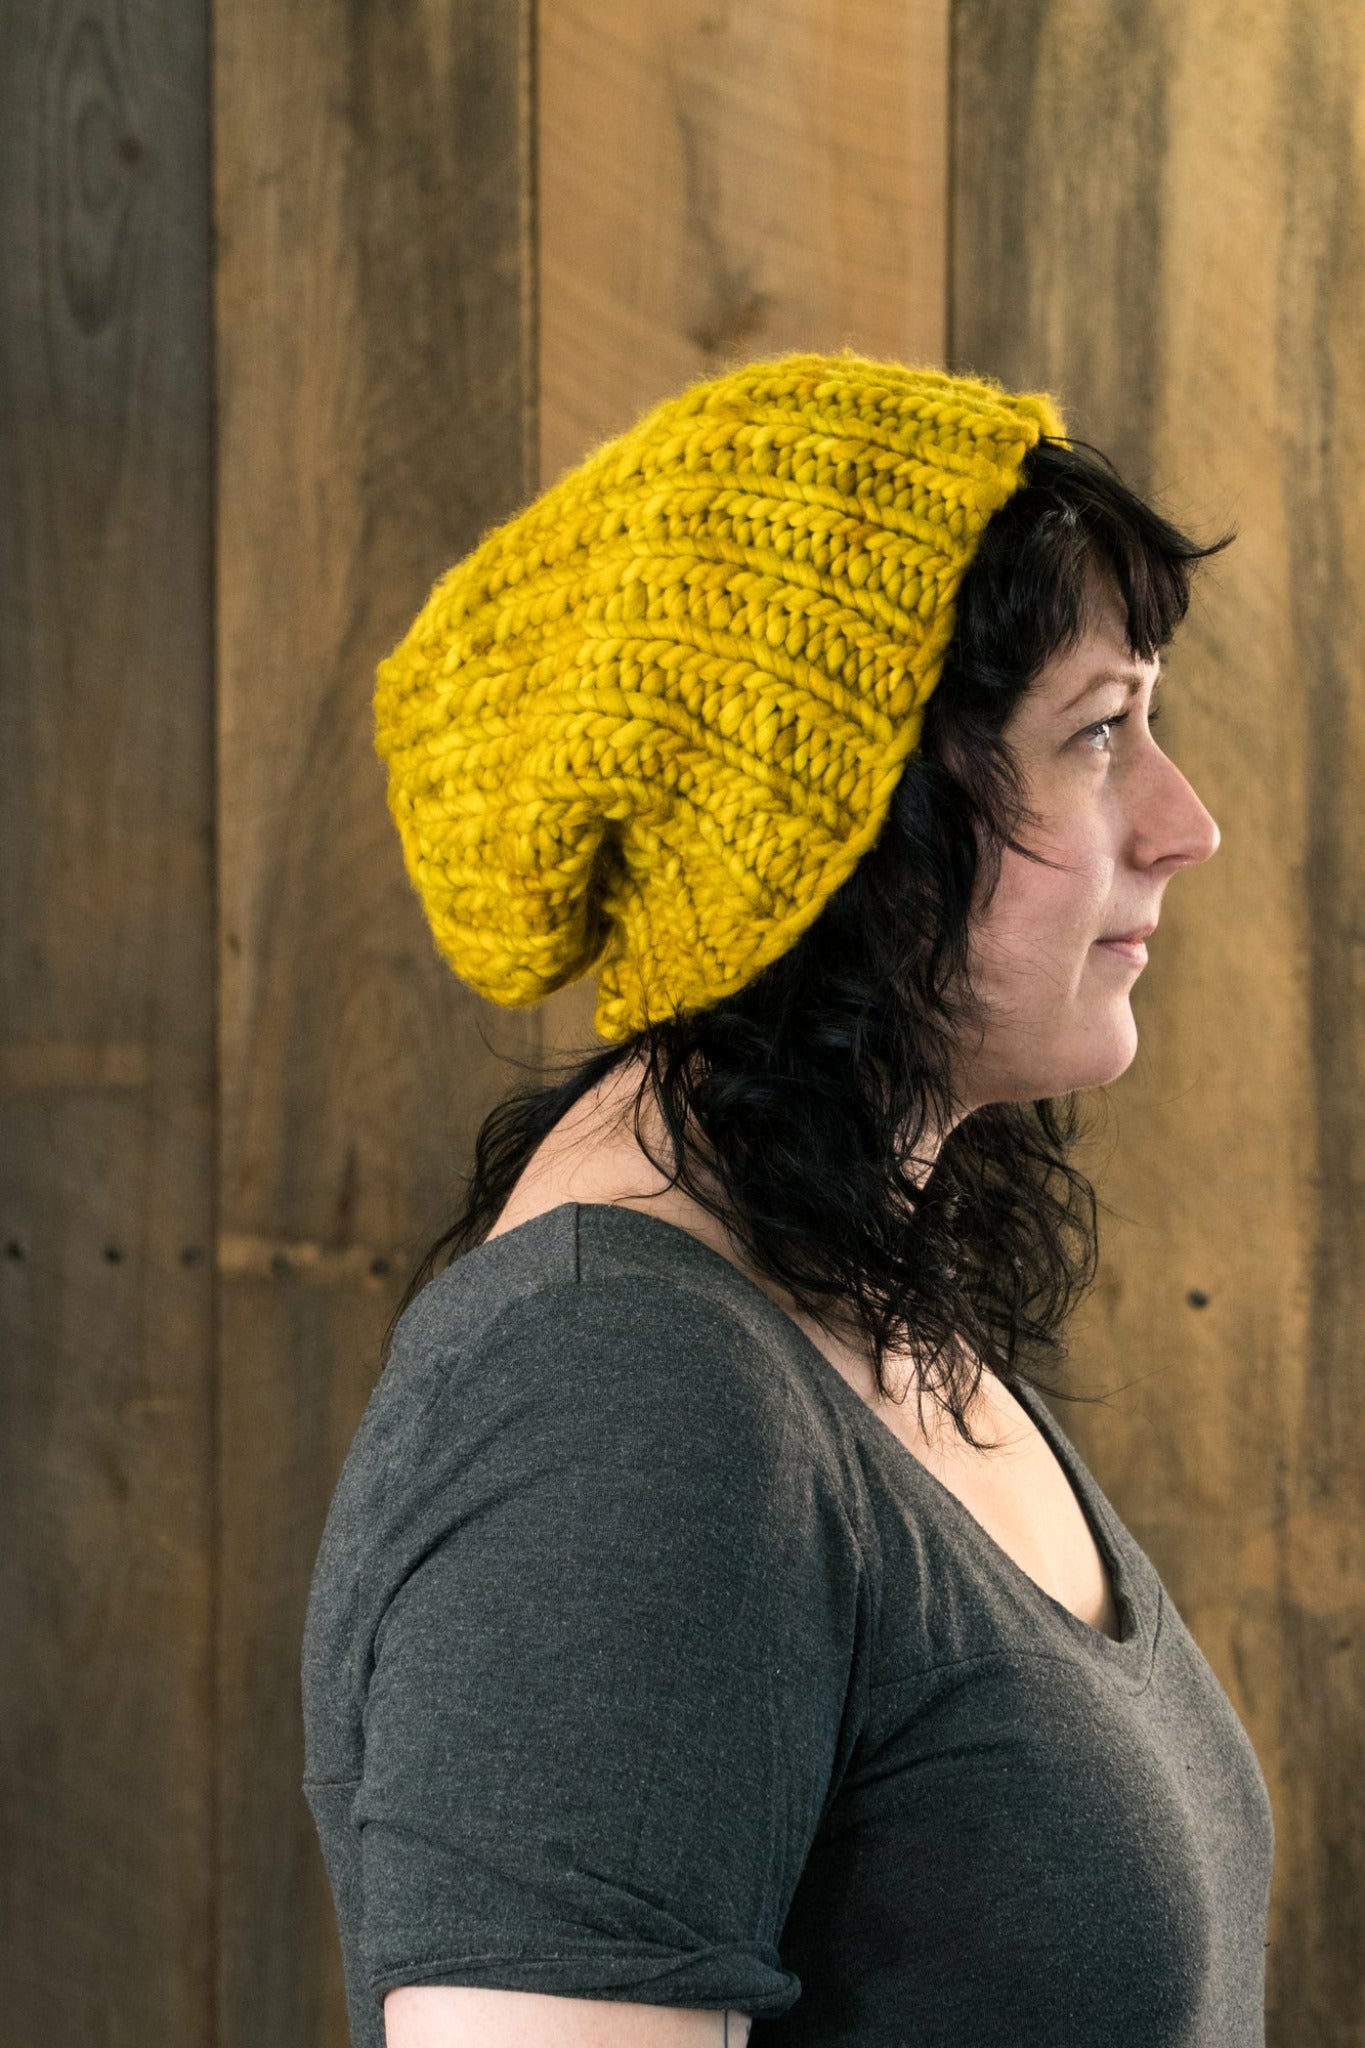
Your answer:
[374,349,1067,1043]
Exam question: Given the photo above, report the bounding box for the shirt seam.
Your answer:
[371,1942,783,1974]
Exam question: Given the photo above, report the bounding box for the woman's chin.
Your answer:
[1072,1027,1140,1094]
[1004,1038,1140,1102]
[959,1008,1140,1106]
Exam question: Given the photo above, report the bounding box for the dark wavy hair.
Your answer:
[379,437,1233,1447]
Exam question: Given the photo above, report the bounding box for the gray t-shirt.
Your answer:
[301,1200,1275,2047]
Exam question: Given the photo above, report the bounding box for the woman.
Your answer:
[302,352,1275,2047]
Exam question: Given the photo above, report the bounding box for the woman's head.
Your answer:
[382,428,1232,1445]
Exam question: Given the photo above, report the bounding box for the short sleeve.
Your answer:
[352,1271,867,2018]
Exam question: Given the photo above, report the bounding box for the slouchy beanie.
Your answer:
[374,348,1067,1043]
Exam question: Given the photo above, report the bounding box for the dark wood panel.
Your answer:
[0,1,215,2038]
[212,2,538,2041]
[952,3,1365,2039]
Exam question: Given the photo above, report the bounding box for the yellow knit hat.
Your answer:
[374,349,1066,1043]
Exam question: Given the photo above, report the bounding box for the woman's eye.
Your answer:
[1082,704,1164,749]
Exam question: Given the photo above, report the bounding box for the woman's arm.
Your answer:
[385,1985,752,2044]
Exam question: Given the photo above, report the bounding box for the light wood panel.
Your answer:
[953,3,1365,2038]
[537,0,950,1051]
[212,3,537,2040]
[0,0,215,2037]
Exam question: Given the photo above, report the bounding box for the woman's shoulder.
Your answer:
[398,1197,811,1436]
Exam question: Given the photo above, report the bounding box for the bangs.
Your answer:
[950,436,1235,690]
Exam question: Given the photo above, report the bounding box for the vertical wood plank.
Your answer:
[536,0,949,1049]
[212,2,537,2040]
[952,2,1365,2037]
[0,0,215,2038]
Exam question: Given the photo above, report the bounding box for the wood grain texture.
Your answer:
[212,2,536,2040]
[953,3,1365,2037]
[0,0,215,2038]
[537,0,949,1052]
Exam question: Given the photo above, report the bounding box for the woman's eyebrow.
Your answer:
[1061,663,1163,714]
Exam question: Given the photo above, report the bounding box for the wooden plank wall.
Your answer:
[952,2,1365,2039]
[4,0,1362,2042]
[0,3,216,2040]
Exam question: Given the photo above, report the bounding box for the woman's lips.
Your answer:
[1095,937,1148,965]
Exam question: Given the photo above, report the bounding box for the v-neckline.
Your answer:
[821,1350,1131,1646]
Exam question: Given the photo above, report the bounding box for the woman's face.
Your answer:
[957,580,1221,1112]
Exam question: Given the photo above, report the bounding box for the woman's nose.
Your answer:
[1140,750,1220,872]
